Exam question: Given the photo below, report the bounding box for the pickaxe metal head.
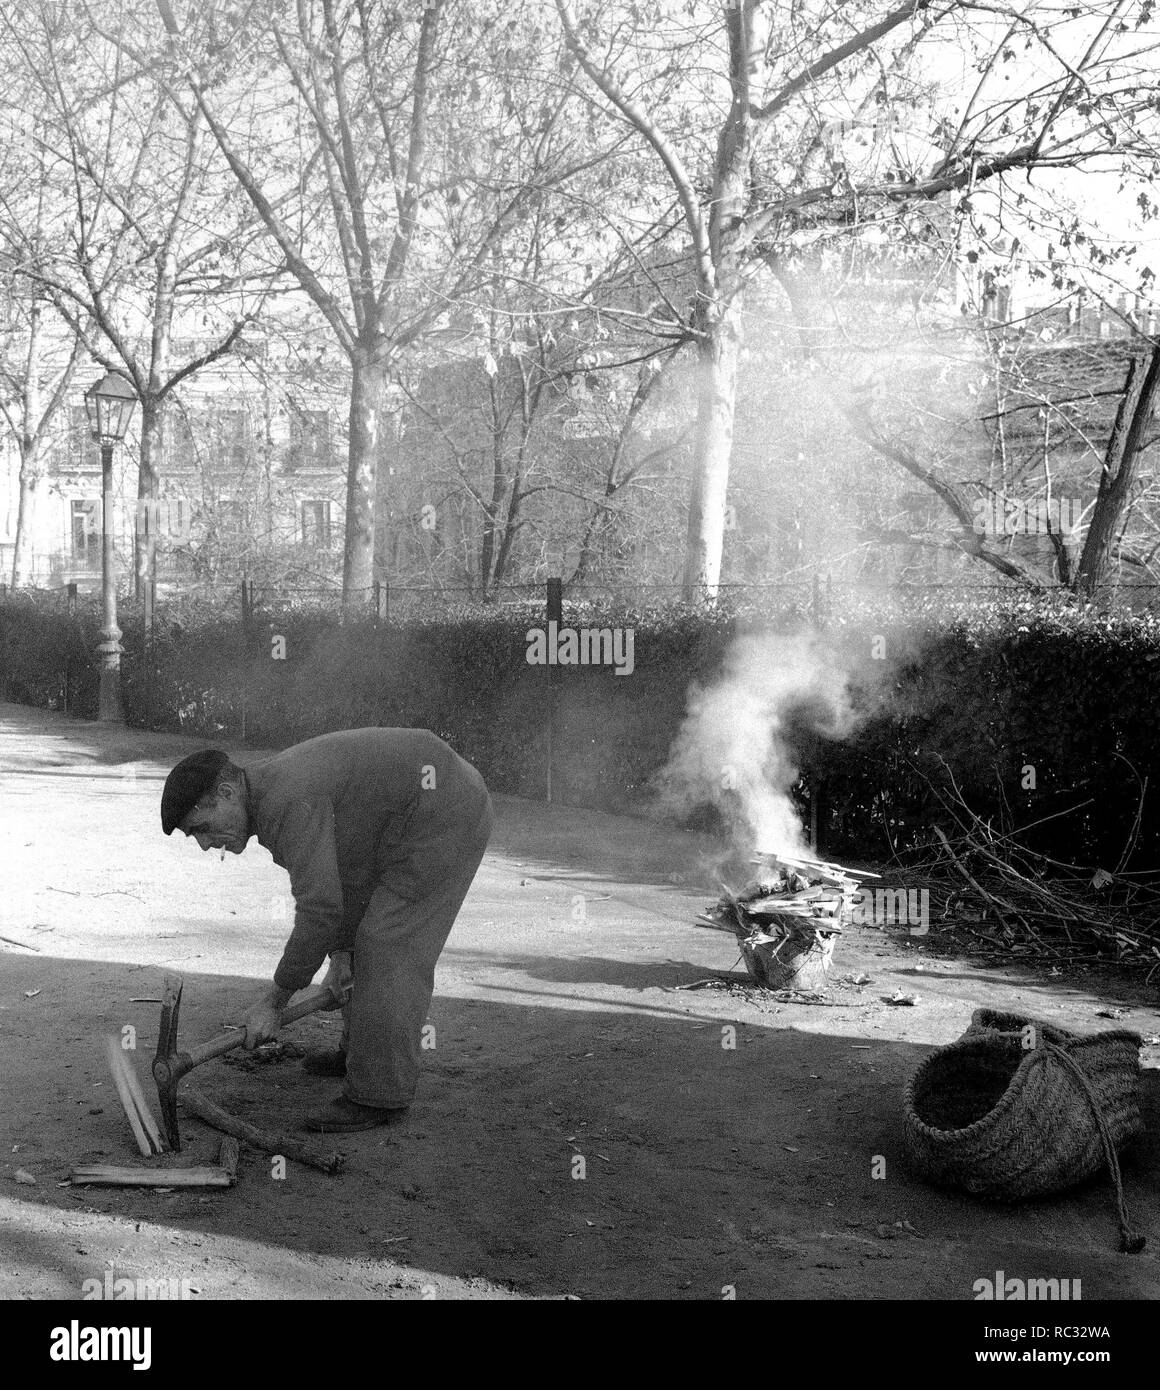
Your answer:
[153,976,191,1150]
[152,974,351,1151]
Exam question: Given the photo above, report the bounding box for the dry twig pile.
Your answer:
[891,770,1160,977]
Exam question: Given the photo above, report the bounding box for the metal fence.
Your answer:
[7,573,1160,627]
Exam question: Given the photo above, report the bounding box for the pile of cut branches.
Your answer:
[895,771,1160,976]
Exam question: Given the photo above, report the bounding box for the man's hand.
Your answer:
[320,949,353,1007]
[242,985,291,1050]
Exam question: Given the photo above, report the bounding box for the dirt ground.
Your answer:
[2,700,1158,1301]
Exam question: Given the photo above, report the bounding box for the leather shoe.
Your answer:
[301,1095,408,1132]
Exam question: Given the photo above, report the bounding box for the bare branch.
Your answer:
[842,401,1048,589]
[379,0,441,302]
[753,0,935,123]
[154,0,356,355]
[554,0,713,301]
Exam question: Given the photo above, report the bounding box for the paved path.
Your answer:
[2,703,1158,1300]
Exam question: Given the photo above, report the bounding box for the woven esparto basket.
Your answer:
[740,913,838,990]
[903,1008,1145,1251]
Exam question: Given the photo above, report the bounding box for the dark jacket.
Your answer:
[244,728,489,992]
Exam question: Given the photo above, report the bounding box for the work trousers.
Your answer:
[340,796,492,1109]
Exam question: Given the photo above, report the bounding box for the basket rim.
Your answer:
[904,1034,1042,1142]
[966,1006,1143,1049]
[903,1029,1141,1142]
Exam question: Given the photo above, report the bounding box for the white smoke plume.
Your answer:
[653,630,859,862]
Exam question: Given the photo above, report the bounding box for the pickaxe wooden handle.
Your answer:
[153,976,351,1151]
[184,984,344,1069]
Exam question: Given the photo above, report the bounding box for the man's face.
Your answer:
[180,779,249,855]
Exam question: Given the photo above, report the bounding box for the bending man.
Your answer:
[161,728,492,1133]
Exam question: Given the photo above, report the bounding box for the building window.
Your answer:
[70,499,100,564]
[215,409,250,472]
[167,497,191,543]
[980,271,1010,323]
[67,407,101,471]
[215,491,246,541]
[167,413,198,473]
[300,499,332,548]
[288,408,331,471]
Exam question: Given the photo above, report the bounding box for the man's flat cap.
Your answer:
[161,749,230,835]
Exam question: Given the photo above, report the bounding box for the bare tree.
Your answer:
[0,36,89,587]
[0,3,280,594]
[0,274,85,589]
[1073,339,1160,594]
[555,0,1159,600]
[150,0,600,606]
[838,276,1160,593]
[394,202,688,597]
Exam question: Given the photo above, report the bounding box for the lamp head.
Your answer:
[84,371,138,444]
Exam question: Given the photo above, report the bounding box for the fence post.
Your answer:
[546,576,563,804]
[64,582,78,714]
[374,578,388,627]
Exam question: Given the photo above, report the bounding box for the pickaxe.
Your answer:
[153,975,351,1150]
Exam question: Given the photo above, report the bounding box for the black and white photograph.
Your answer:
[0,0,1158,1351]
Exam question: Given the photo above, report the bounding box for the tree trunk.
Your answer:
[1073,340,1160,597]
[135,395,165,599]
[681,298,741,600]
[11,445,40,588]
[492,484,523,587]
[478,369,508,603]
[137,239,178,599]
[12,298,45,589]
[571,498,604,585]
[478,445,503,603]
[679,0,753,604]
[343,351,388,607]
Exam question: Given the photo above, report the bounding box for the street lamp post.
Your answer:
[84,371,138,724]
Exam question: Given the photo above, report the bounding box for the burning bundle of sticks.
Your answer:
[695,851,867,989]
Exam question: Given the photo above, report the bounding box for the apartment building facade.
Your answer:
[0,332,348,593]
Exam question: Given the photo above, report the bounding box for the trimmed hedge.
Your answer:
[2,588,1157,868]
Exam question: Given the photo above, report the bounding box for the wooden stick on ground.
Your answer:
[70,1164,233,1188]
[104,1037,153,1158]
[117,1048,167,1154]
[180,1086,344,1175]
